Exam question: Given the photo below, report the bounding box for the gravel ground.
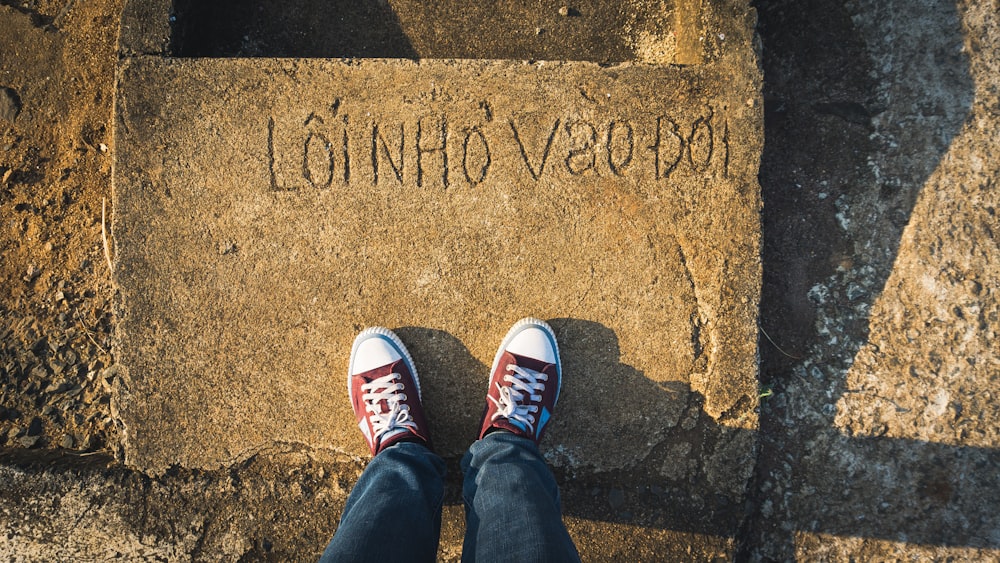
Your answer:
[1,0,121,458]
[743,0,1000,559]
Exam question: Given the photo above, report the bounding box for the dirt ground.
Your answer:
[1,0,120,457]
[2,0,998,560]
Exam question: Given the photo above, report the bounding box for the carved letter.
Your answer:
[564,120,597,176]
[687,111,713,172]
[267,117,280,191]
[606,120,634,176]
[721,117,729,178]
[510,118,560,181]
[417,115,448,189]
[462,127,491,186]
[372,122,405,186]
[303,131,334,189]
[341,115,351,183]
[648,116,684,180]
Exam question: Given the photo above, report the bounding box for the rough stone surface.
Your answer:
[0,450,737,561]
[742,0,1000,559]
[113,52,762,482]
[0,450,351,561]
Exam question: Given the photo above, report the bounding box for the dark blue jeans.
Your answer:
[320,432,581,562]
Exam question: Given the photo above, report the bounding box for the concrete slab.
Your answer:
[112,7,762,519]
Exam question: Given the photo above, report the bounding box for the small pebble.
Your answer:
[26,416,43,436]
[102,365,120,381]
[45,380,72,394]
[24,264,40,282]
[19,435,40,448]
[0,87,21,123]
[965,279,983,295]
[60,434,74,449]
[846,283,866,301]
[558,5,570,16]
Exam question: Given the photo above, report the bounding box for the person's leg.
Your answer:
[320,441,446,562]
[461,317,581,563]
[461,432,579,562]
[320,326,442,563]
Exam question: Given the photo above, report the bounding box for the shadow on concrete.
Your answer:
[173,0,419,58]
[547,318,753,539]
[743,0,990,557]
[170,0,652,62]
[393,326,486,455]
[396,319,757,542]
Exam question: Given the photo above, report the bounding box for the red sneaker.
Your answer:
[478,318,562,444]
[348,327,431,456]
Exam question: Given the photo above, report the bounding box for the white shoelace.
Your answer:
[489,364,548,434]
[361,373,416,439]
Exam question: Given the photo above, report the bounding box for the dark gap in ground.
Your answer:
[736,0,879,557]
[172,0,668,61]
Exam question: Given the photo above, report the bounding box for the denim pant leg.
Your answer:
[461,432,581,563]
[320,442,447,563]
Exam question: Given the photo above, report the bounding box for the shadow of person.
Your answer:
[394,326,486,458]
[546,317,689,472]
[545,318,756,539]
[394,319,1000,550]
[395,319,756,541]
